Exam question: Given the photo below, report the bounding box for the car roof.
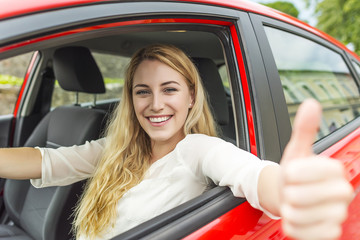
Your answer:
[1,0,359,60]
[0,0,300,22]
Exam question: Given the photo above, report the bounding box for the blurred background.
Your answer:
[251,0,360,55]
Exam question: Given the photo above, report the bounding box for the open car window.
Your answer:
[36,25,241,236]
[47,27,239,145]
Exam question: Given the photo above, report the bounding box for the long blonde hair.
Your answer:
[73,44,218,239]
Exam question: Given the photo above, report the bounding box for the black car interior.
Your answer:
[1,47,107,240]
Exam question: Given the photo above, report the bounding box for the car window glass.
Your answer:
[264,26,360,140]
[0,52,33,115]
[51,52,130,108]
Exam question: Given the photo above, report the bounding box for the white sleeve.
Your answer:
[179,134,279,218]
[31,138,106,188]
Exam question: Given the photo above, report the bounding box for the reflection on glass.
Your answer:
[264,26,360,140]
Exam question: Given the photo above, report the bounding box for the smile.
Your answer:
[148,115,172,123]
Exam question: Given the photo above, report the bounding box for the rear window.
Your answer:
[51,52,130,108]
[0,52,33,115]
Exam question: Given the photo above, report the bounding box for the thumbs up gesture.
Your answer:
[280,99,354,239]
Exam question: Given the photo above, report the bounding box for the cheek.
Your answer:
[133,99,146,118]
[176,94,192,110]
[170,98,190,116]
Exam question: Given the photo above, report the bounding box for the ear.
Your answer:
[189,89,195,108]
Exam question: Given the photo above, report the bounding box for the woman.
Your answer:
[0,45,353,240]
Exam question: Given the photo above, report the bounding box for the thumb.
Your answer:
[281,99,322,164]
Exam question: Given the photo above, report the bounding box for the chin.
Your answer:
[149,135,173,143]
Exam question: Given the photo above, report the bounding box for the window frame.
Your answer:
[0,2,264,238]
[348,53,360,83]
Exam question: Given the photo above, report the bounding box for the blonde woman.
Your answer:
[0,45,353,240]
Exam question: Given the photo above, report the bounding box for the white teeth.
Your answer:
[149,116,171,123]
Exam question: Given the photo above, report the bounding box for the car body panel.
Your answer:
[0,0,102,19]
[0,1,359,239]
[0,0,299,20]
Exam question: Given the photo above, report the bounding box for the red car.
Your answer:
[0,0,359,239]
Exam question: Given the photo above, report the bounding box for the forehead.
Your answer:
[133,59,187,86]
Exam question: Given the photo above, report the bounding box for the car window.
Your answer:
[0,52,33,115]
[264,26,360,140]
[51,52,130,108]
[46,28,237,234]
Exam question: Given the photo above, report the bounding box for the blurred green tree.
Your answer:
[307,0,360,55]
[263,1,300,18]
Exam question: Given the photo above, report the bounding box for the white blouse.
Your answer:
[31,134,278,239]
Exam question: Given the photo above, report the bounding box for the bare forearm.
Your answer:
[0,147,42,179]
[257,164,282,217]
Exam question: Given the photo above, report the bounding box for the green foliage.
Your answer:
[0,74,23,86]
[314,0,360,55]
[104,77,124,85]
[263,1,300,18]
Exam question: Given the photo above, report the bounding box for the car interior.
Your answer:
[1,27,239,239]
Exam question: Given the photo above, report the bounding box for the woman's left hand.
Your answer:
[280,99,354,240]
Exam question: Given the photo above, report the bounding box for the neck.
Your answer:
[150,135,185,163]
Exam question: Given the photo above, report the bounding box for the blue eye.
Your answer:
[135,90,150,95]
[164,88,178,93]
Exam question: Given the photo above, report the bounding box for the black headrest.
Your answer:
[193,58,229,125]
[53,46,105,94]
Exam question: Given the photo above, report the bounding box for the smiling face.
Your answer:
[132,59,194,146]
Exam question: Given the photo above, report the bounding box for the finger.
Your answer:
[283,180,354,207]
[283,157,345,184]
[281,201,349,226]
[282,99,322,163]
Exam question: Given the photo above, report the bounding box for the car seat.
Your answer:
[193,58,236,142]
[0,47,107,240]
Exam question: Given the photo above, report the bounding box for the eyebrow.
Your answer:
[161,81,181,86]
[133,81,180,89]
[133,84,148,89]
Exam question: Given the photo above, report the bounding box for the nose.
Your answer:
[150,92,164,112]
